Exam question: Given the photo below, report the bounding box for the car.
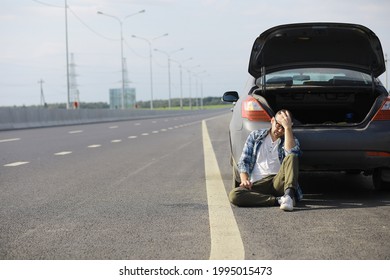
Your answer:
[222,22,390,190]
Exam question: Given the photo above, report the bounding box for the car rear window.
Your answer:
[256,68,372,87]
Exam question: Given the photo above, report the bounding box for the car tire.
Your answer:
[372,168,390,190]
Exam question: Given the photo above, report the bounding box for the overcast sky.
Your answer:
[1,0,389,106]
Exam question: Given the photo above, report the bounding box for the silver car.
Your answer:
[223,22,390,190]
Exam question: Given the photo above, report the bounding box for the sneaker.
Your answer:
[278,195,294,211]
[277,195,296,206]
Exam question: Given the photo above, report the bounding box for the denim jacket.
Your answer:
[237,129,303,200]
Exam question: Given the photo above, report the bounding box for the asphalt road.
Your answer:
[1,108,389,260]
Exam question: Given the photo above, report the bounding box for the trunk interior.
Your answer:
[253,87,382,125]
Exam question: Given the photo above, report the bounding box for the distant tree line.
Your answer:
[135,96,224,109]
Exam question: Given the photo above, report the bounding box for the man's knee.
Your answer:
[284,153,299,162]
[282,154,299,169]
[229,187,246,206]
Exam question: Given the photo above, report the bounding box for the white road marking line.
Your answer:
[141,133,149,136]
[0,138,21,143]
[202,120,245,260]
[340,202,364,206]
[109,126,118,129]
[54,151,72,156]
[68,130,83,134]
[4,161,29,167]
[88,144,101,148]
[134,123,141,126]
[152,131,159,134]
[111,140,122,143]
[128,136,137,139]
[160,129,167,132]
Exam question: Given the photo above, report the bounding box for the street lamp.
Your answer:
[65,0,71,109]
[385,53,388,90]
[131,33,168,109]
[97,9,145,109]
[194,70,207,109]
[185,64,200,110]
[171,57,192,109]
[154,48,184,109]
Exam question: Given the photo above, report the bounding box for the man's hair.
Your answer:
[275,109,293,119]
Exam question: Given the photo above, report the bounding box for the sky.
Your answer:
[0,0,389,107]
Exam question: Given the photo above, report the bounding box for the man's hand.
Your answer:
[239,173,253,189]
[240,180,253,189]
[278,110,293,130]
[276,110,296,152]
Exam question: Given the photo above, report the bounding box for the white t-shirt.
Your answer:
[250,134,281,182]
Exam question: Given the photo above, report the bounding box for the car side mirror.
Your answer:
[222,91,239,103]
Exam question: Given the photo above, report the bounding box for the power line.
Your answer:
[31,0,61,8]
[124,40,148,59]
[68,7,118,41]
[32,1,118,41]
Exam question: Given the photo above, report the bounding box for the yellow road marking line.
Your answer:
[202,120,245,260]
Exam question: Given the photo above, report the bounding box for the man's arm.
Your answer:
[237,131,257,189]
[239,172,253,189]
[279,111,296,152]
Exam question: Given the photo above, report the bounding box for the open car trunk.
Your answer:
[253,87,383,126]
[248,23,387,127]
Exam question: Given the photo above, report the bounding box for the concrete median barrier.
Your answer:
[0,108,197,130]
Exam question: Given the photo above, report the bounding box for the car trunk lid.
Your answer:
[248,22,385,78]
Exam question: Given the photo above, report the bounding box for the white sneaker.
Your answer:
[279,195,294,211]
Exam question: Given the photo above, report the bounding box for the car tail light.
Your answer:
[372,97,390,120]
[366,151,390,157]
[241,96,271,121]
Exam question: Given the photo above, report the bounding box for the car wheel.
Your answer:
[232,165,240,188]
[372,168,390,190]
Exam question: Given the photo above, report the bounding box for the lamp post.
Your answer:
[194,70,207,109]
[97,9,145,109]
[64,0,71,109]
[185,64,200,110]
[154,48,184,109]
[171,57,192,109]
[131,33,168,110]
[385,53,388,90]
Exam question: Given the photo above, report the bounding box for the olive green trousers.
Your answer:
[229,154,299,207]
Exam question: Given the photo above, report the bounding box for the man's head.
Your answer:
[270,109,293,139]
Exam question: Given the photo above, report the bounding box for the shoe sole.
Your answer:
[280,204,293,211]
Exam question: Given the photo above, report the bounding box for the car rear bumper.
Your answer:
[294,122,390,171]
[299,150,390,171]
